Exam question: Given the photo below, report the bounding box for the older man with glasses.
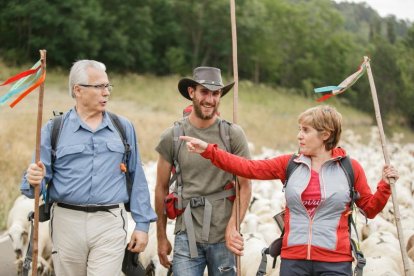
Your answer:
[21,60,156,275]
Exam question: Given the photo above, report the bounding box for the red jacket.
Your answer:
[201,145,391,262]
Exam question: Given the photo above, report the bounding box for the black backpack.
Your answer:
[256,154,366,276]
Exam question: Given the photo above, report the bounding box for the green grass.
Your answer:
[0,68,413,229]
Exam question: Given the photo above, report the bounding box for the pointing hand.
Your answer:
[180,136,208,154]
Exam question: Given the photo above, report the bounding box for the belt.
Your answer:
[57,203,120,212]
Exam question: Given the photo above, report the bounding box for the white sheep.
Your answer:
[241,234,278,276]
[258,222,281,245]
[407,233,414,262]
[6,195,34,258]
[16,255,53,276]
[6,195,53,275]
[363,256,401,276]
[361,231,402,274]
[361,214,397,239]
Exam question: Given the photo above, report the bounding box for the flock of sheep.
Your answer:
[3,127,414,275]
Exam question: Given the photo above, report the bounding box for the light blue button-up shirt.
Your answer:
[21,108,157,232]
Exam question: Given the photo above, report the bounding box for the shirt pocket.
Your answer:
[106,142,125,154]
[55,144,85,159]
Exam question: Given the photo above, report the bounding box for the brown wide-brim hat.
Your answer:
[178,66,235,100]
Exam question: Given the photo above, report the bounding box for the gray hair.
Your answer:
[68,60,106,98]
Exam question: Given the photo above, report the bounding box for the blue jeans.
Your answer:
[280,259,352,276]
[173,232,236,276]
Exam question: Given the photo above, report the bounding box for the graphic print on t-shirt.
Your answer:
[301,170,321,218]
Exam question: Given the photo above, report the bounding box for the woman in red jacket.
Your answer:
[180,105,399,276]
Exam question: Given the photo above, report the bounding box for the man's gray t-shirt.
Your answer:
[156,117,251,243]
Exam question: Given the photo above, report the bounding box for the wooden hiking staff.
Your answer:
[364,56,412,276]
[229,0,241,274]
[32,49,46,276]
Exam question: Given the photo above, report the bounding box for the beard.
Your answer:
[192,98,219,120]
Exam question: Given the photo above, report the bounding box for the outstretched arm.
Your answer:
[180,136,286,180]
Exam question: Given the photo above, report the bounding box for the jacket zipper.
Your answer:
[307,218,313,259]
[300,162,313,260]
[305,162,329,260]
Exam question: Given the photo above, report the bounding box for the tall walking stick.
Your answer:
[229,0,241,274]
[365,56,412,276]
[32,49,47,276]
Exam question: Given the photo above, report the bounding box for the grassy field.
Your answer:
[1,68,413,229]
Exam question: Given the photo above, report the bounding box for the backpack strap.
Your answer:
[107,112,133,211]
[218,119,232,152]
[284,153,299,189]
[43,112,64,214]
[340,156,356,202]
[22,211,35,276]
[107,111,131,163]
[50,111,64,164]
[256,249,268,276]
[170,120,185,210]
[351,239,366,276]
[340,156,359,237]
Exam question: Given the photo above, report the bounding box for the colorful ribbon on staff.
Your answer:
[314,59,368,102]
[0,60,46,108]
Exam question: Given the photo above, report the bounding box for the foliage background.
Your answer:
[1,0,414,128]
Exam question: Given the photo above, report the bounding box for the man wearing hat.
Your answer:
[154,66,251,275]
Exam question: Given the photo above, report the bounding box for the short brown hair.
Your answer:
[298,105,342,151]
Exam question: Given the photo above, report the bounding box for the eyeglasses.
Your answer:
[78,83,113,92]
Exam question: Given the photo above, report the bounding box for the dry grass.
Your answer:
[0,69,412,229]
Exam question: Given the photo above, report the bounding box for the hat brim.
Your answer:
[178,78,235,100]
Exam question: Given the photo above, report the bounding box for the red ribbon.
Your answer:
[0,65,41,86]
[9,70,46,108]
[316,93,334,102]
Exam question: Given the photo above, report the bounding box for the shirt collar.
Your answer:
[68,107,116,133]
